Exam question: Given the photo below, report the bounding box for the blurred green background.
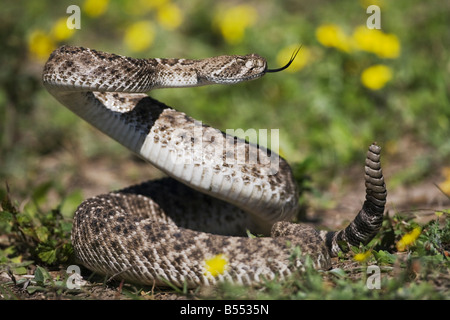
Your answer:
[1,0,449,210]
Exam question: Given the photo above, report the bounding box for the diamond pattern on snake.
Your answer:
[42,46,386,287]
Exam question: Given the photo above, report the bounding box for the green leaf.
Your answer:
[38,249,57,264]
[12,266,28,275]
[16,213,31,227]
[26,286,38,294]
[246,229,257,239]
[35,226,49,243]
[328,268,347,279]
[373,250,397,264]
[0,246,15,259]
[10,260,34,275]
[0,210,13,222]
[60,221,73,233]
[34,266,52,285]
[20,227,36,238]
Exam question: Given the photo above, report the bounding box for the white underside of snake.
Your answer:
[42,46,387,288]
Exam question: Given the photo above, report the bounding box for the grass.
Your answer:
[0,0,449,300]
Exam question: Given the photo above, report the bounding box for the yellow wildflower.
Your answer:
[214,5,257,45]
[275,45,310,73]
[28,29,55,61]
[204,254,228,277]
[352,25,400,59]
[84,0,109,18]
[361,64,392,90]
[378,33,401,58]
[51,17,76,41]
[352,26,375,52]
[354,250,372,262]
[157,3,183,30]
[396,227,421,251]
[316,24,352,53]
[124,21,155,52]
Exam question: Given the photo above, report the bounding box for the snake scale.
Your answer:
[42,45,387,287]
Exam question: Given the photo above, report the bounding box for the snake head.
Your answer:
[200,47,301,85]
[200,54,267,84]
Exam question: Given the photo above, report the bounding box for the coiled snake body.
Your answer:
[42,46,386,287]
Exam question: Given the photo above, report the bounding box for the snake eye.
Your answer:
[245,60,254,68]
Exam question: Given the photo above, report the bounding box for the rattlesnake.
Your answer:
[42,45,387,287]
